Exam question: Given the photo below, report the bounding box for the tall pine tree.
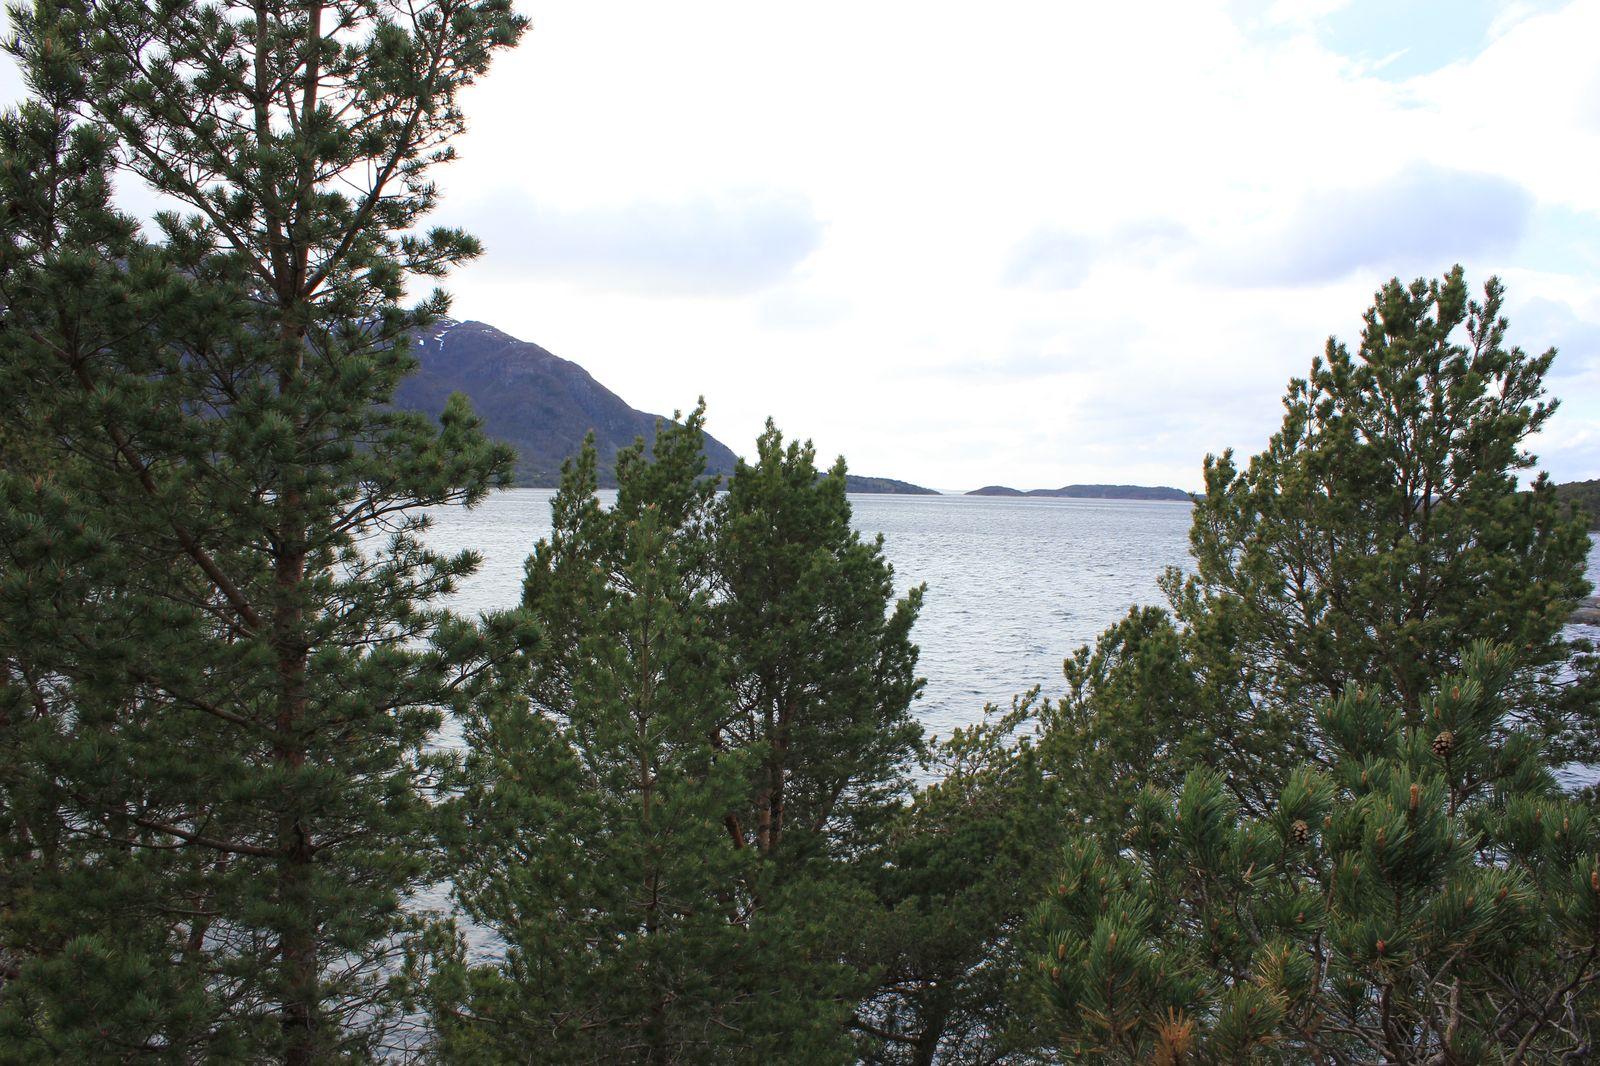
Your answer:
[714,423,924,868]
[1178,267,1595,766]
[436,417,777,1063]
[1044,268,1596,823]
[0,0,523,1059]
[436,412,926,1064]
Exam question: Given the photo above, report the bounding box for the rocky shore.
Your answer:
[1574,596,1600,626]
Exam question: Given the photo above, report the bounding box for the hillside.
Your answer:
[395,319,739,486]
[1555,479,1600,530]
[394,320,930,492]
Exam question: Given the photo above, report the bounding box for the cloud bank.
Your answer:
[1213,163,1533,285]
[457,189,823,297]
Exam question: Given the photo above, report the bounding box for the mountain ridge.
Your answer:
[390,322,1593,510]
[393,320,937,494]
[394,319,732,487]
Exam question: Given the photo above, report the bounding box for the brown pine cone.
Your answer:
[1432,730,1455,759]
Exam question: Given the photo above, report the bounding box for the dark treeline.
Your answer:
[1556,479,1600,531]
[2,5,1598,1065]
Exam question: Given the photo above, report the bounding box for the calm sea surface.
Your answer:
[424,491,1195,740]
[424,489,1600,744]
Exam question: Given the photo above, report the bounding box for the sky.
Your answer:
[6,0,1600,492]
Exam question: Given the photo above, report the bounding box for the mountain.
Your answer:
[395,319,739,486]
[967,483,1191,501]
[394,320,937,493]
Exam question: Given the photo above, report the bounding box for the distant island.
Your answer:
[843,475,939,495]
[967,484,1192,501]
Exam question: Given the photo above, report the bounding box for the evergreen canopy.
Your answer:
[0,0,523,1060]
[1047,269,1597,824]
[432,412,927,1064]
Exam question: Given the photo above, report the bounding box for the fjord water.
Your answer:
[425,489,1600,745]
[424,489,1196,739]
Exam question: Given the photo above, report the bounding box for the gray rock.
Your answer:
[1573,597,1600,627]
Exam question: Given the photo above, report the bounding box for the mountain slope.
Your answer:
[395,319,739,486]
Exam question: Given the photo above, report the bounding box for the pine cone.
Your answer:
[1291,819,1311,845]
[1432,730,1455,759]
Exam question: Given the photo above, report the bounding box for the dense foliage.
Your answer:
[853,696,1063,1065]
[1193,269,1592,751]
[1036,644,1600,1064]
[430,412,925,1063]
[1,1,1594,1060]
[0,1,522,1060]
[1034,269,1599,1066]
[1555,479,1600,531]
[1047,270,1598,830]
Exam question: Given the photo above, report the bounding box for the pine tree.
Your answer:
[0,1,523,1059]
[1182,267,1594,753]
[1045,268,1596,822]
[437,416,768,1064]
[436,412,926,1063]
[713,422,925,868]
[1041,606,1221,827]
[1034,644,1600,1064]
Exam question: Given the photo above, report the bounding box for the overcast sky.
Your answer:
[8,0,1600,491]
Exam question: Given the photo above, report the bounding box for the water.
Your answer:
[840,494,1194,738]
[421,489,1198,740]
[424,489,1600,743]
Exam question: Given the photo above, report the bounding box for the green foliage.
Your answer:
[0,0,522,1060]
[4,16,1593,1061]
[434,416,766,1062]
[1043,607,1223,827]
[1035,644,1600,1064]
[853,695,1065,1065]
[1183,267,1593,754]
[1047,269,1597,833]
[1030,268,1600,1063]
[716,424,925,867]
[434,411,926,1064]
[1554,478,1600,532]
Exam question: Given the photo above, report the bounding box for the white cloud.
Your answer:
[1004,220,1192,291]
[1487,3,1546,40]
[449,189,823,296]
[751,283,854,332]
[1263,0,1355,28]
[5,0,1598,488]
[1208,164,1533,286]
[1509,290,1600,482]
[1004,230,1097,291]
[1403,1,1600,208]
